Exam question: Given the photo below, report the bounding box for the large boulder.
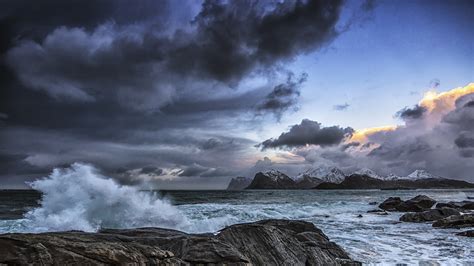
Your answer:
[0,219,360,265]
[379,195,436,212]
[432,214,474,228]
[399,207,460,222]
[436,201,474,210]
[378,197,403,211]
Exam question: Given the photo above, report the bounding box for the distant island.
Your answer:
[227,167,474,190]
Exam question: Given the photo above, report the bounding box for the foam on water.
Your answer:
[0,163,473,264]
[21,163,187,232]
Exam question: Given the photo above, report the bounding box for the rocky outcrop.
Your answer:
[378,195,436,212]
[0,219,360,265]
[246,171,298,189]
[378,197,403,211]
[399,207,460,222]
[227,176,252,190]
[435,201,474,210]
[432,214,474,228]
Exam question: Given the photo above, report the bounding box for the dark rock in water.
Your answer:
[436,201,474,210]
[368,201,378,205]
[378,197,403,211]
[227,176,252,190]
[367,209,389,215]
[400,195,436,212]
[0,219,360,265]
[379,195,436,212]
[456,230,474,237]
[467,196,474,200]
[432,214,474,228]
[399,208,460,223]
[246,170,299,189]
[357,214,363,218]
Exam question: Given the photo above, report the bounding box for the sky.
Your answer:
[0,0,473,189]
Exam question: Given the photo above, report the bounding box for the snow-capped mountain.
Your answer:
[353,168,391,180]
[246,170,298,189]
[401,170,441,180]
[263,170,291,182]
[297,166,346,184]
[385,173,402,180]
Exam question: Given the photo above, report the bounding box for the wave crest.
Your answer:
[24,163,186,232]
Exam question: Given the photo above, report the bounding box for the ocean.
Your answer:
[1,188,473,265]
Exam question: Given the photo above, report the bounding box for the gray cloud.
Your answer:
[396,105,427,120]
[333,103,350,111]
[0,0,375,188]
[256,72,307,119]
[258,119,354,150]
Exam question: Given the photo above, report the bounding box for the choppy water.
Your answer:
[0,164,473,265]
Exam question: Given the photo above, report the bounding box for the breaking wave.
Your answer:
[23,163,187,232]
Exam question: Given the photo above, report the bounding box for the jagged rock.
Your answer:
[436,201,474,210]
[432,214,474,228]
[378,197,403,211]
[456,230,474,237]
[0,219,360,266]
[227,176,252,190]
[379,195,436,212]
[399,208,460,222]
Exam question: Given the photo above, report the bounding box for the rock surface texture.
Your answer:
[0,219,360,266]
[432,214,474,228]
[399,208,460,222]
[379,195,436,212]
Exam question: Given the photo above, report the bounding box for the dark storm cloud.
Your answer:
[5,0,344,107]
[464,101,474,108]
[455,134,474,148]
[0,0,365,187]
[258,119,354,150]
[396,105,427,120]
[256,72,307,119]
[333,103,350,111]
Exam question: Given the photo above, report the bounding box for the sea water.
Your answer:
[0,163,473,265]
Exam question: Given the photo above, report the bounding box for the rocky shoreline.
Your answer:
[369,194,474,236]
[0,219,360,265]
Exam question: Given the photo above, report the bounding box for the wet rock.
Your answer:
[367,209,389,215]
[379,195,436,212]
[456,230,474,237]
[399,208,460,223]
[378,197,403,211]
[432,214,474,228]
[0,219,360,265]
[436,201,474,210]
[368,201,378,205]
[357,214,363,218]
